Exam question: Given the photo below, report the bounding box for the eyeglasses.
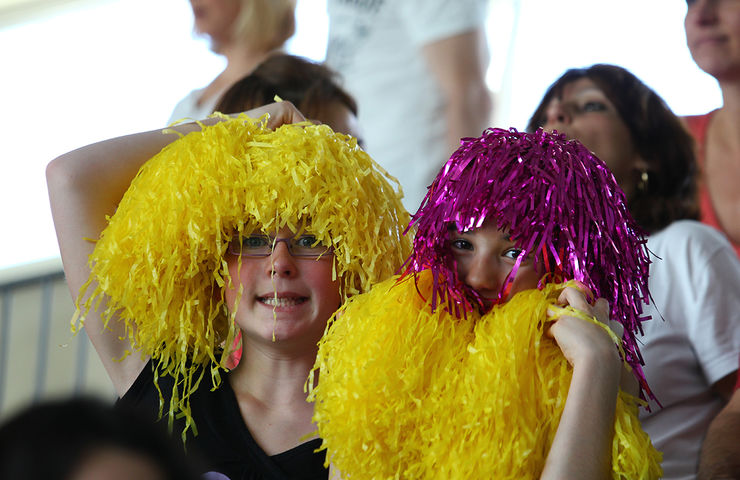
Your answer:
[228,233,333,258]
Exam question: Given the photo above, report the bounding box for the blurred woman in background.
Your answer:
[529,63,740,480]
[169,0,296,122]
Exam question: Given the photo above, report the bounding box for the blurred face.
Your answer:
[450,220,542,311]
[70,448,165,480]
[541,77,645,200]
[190,0,240,44]
[685,0,740,80]
[224,226,341,352]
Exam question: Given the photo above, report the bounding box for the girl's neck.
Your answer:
[704,78,740,151]
[228,340,316,406]
[719,75,740,110]
[199,43,273,109]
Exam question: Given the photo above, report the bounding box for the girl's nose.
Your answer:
[464,256,502,294]
[266,241,297,278]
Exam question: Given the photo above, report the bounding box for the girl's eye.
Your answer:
[503,247,525,260]
[243,236,269,249]
[294,235,318,248]
[580,101,607,113]
[451,239,474,251]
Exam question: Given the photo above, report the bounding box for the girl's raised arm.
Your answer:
[46,102,305,396]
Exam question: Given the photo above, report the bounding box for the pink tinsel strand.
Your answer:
[400,128,654,401]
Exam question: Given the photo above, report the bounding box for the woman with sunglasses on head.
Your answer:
[47,101,410,480]
[528,63,740,480]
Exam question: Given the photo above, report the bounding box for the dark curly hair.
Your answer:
[527,64,698,234]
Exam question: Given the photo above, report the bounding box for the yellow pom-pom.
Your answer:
[310,272,662,479]
[77,115,411,438]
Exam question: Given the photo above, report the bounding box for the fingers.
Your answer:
[593,298,610,326]
[548,285,624,341]
[556,286,589,310]
[591,297,624,342]
[554,286,610,324]
[243,101,307,129]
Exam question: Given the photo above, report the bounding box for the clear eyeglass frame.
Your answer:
[227,233,333,258]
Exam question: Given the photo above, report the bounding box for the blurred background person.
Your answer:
[0,396,201,480]
[214,53,361,143]
[169,0,297,123]
[324,0,493,211]
[529,63,740,480]
[683,0,740,257]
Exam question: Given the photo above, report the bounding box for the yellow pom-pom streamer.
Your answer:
[75,114,411,439]
[310,272,662,479]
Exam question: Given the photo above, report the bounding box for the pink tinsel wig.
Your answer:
[401,127,653,398]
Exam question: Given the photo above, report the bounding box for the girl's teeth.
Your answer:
[262,297,304,307]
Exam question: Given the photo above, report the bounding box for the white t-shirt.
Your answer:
[167,87,220,125]
[639,220,740,480]
[325,0,488,212]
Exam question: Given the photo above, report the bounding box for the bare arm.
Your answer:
[47,102,306,396]
[422,28,493,159]
[698,381,740,480]
[540,288,623,480]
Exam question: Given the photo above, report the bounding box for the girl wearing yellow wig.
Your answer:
[47,102,411,480]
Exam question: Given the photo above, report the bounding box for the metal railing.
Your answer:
[0,258,113,421]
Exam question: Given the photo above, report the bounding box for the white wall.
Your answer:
[488,0,721,129]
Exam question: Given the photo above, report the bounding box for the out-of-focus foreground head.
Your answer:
[0,396,201,480]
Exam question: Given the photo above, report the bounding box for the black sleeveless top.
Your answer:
[118,360,328,480]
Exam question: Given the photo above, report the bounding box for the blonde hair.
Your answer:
[231,0,296,52]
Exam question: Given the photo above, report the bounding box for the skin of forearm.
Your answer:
[697,402,740,479]
[541,360,619,480]
[444,83,492,157]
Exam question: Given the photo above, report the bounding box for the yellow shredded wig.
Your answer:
[310,272,662,479]
[76,114,411,433]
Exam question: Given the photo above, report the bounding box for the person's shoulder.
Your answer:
[118,357,224,411]
[168,87,209,124]
[650,220,738,272]
[652,220,729,250]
